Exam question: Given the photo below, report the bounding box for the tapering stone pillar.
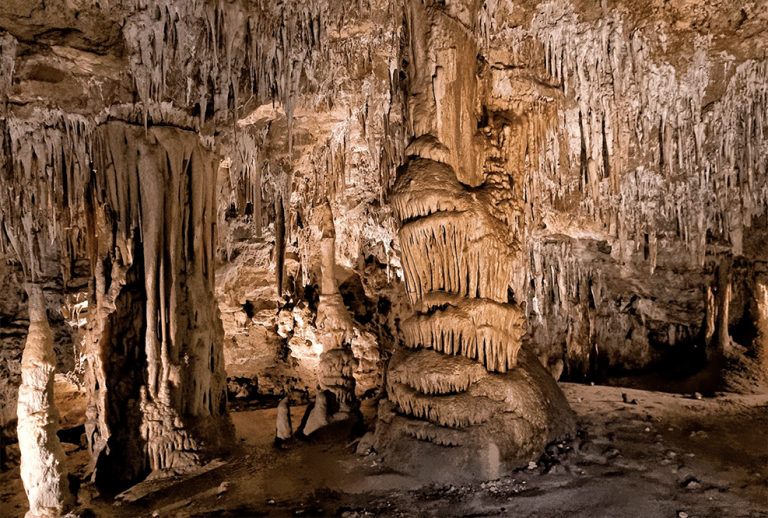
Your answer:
[754,272,768,376]
[300,201,360,437]
[17,283,72,518]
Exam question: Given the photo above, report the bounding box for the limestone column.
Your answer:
[84,122,234,487]
[17,283,72,518]
[373,0,575,481]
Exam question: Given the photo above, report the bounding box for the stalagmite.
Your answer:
[315,201,358,406]
[302,390,332,437]
[17,284,72,518]
[714,258,733,356]
[275,397,293,444]
[298,201,360,437]
[754,273,768,376]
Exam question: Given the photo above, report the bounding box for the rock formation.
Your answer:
[298,201,362,438]
[315,201,359,409]
[0,0,766,513]
[17,284,72,518]
[1,114,236,492]
[275,396,293,444]
[373,0,575,481]
[755,272,768,375]
[83,123,234,487]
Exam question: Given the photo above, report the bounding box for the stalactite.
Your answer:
[511,3,767,276]
[275,193,286,296]
[0,32,17,109]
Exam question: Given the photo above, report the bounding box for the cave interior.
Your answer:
[0,1,766,517]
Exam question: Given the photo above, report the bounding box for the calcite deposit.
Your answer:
[17,284,72,518]
[0,0,766,514]
[373,0,575,479]
[83,122,234,487]
[296,201,362,437]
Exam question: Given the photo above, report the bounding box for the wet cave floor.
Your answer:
[1,383,766,518]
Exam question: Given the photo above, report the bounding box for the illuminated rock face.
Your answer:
[373,0,575,481]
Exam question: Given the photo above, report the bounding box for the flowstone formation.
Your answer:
[1,111,234,492]
[373,0,575,481]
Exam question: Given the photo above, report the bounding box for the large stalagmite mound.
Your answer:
[370,0,578,479]
[376,345,575,482]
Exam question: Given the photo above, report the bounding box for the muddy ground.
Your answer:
[1,383,766,518]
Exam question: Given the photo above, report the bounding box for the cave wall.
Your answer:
[209,0,768,388]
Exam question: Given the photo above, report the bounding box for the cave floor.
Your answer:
[2,383,766,518]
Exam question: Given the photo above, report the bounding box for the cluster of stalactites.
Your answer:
[123,0,316,128]
[120,0,404,132]
[0,111,92,281]
[399,215,518,305]
[401,294,525,373]
[504,2,768,270]
[386,381,497,428]
[394,411,465,447]
[84,121,228,477]
[317,346,358,405]
[391,157,520,306]
[383,348,522,432]
[387,347,488,395]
